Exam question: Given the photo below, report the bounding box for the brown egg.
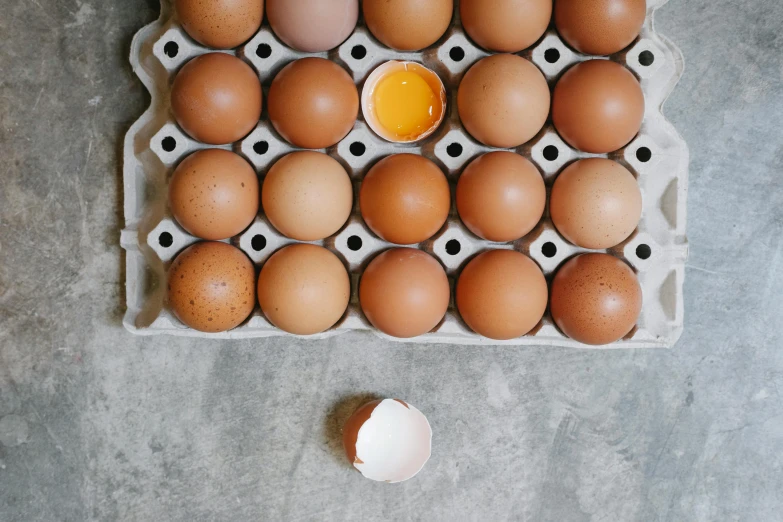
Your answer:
[460,0,552,53]
[360,154,450,245]
[262,151,353,241]
[175,0,264,49]
[458,54,550,148]
[268,58,359,149]
[171,53,262,145]
[550,253,642,345]
[363,0,453,51]
[169,149,259,240]
[456,250,548,340]
[360,248,450,338]
[457,152,545,242]
[167,241,256,333]
[555,0,646,56]
[552,60,644,153]
[267,0,358,52]
[257,244,350,335]
[550,158,642,249]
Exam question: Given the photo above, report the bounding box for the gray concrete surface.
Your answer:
[1,0,782,520]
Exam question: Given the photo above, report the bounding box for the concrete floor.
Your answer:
[1,0,782,520]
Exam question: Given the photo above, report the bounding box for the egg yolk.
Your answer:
[373,70,439,141]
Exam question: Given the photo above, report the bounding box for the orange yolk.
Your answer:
[373,70,439,141]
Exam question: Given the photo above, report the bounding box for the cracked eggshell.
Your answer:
[342,399,432,483]
[362,61,447,144]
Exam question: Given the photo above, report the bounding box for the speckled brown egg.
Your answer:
[457,151,545,242]
[552,59,644,153]
[460,0,552,53]
[267,0,358,52]
[267,57,359,149]
[360,248,450,338]
[458,54,550,148]
[550,158,642,249]
[167,241,256,333]
[262,151,353,241]
[175,0,264,49]
[171,53,262,145]
[169,149,259,240]
[360,154,450,245]
[457,250,548,340]
[363,0,453,51]
[555,0,646,56]
[257,244,350,335]
[550,253,642,345]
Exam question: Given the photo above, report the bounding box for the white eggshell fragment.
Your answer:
[343,399,432,483]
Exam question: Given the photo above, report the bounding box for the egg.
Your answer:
[552,59,644,153]
[456,250,548,340]
[168,149,259,240]
[363,0,453,51]
[360,248,450,338]
[456,151,545,242]
[457,54,550,148]
[550,253,643,345]
[555,0,646,56]
[360,154,450,245]
[257,244,350,335]
[175,0,264,49]
[550,158,642,249]
[171,53,262,145]
[167,242,256,333]
[362,61,447,143]
[343,398,432,483]
[460,0,552,53]
[268,57,359,149]
[262,151,353,241]
[266,0,358,52]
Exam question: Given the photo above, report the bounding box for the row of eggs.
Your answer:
[176,0,646,56]
[170,149,642,250]
[171,52,645,154]
[168,240,642,346]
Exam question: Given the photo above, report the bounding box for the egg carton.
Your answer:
[121,0,688,347]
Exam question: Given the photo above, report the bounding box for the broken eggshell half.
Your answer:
[361,61,447,144]
[342,398,432,483]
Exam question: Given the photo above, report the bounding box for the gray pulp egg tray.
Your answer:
[122,0,688,347]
